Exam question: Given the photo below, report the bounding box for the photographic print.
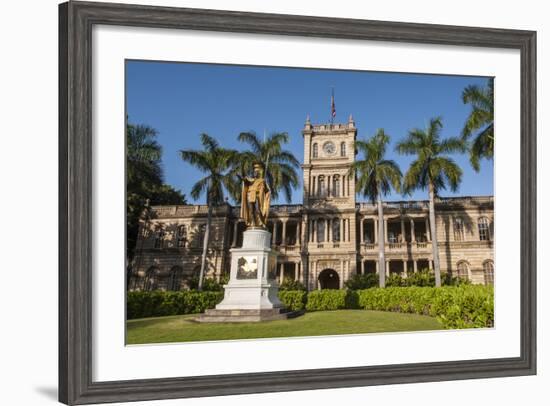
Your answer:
[125,61,495,344]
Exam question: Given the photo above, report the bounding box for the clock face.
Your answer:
[323,141,336,155]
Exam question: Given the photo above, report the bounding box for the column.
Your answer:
[340,218,345,242]
[403,260,408,278]
[273,221,279,245]
[347,176,350,197]
[327,219,331,242]
[327,175,331,197]
[360,218,364,243]
[428,259,433,270]
[312,176,316,196]
[294,262,299,280]
[232,221,239,247]
[413,260,418,273]
[385,260,390,277]
[325,219,329,242]
[282,220,287,246]
[410,218,416,242]
[401,218,406,243]
[374,219,378,243]
[279,263,284,284]
[384,218,389,243]
[425,218,431,241]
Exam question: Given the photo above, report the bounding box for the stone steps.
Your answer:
[194,308,304,323]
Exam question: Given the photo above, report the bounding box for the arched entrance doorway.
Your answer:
[318,269,340,289]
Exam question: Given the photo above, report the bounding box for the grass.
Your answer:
[126,310,443,344]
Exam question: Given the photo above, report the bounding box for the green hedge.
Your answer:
[357,285,493,329]
[127,291,223,319]
[278,290,307,311]
[305,290,359,311]
[128,285,493,329]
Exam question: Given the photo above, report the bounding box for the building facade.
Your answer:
[130,116,494,291]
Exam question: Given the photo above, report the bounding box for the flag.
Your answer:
[330,88,336,119]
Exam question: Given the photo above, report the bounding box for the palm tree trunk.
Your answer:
[198,204,213,291]
[377,191,386,288]
[428,182,442,287]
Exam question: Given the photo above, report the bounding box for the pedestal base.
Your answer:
[195,228,303,322]
[194,308,304,323]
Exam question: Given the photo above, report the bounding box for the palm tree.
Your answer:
[179,134,236,290]
[396,117,465,287]
[235,131,300,203]
[349,129,402,288]
[462,78,494,171]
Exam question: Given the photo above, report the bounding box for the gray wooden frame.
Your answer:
[59,1,536,404]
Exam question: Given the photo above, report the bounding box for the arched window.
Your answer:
[478,217,490,241]
[317,219,325,243]
[168,266,184,291]
[332,218,341,242]
[456,261,470,280]
[318,176,326,197]
[454,217,465,241]
[333,175,340,197]
[483,260,494,285]
[144,267,158,291]
[312,143,318,158]
[177,225,187,248]
[340,142,346,157]
[154,226,165,249]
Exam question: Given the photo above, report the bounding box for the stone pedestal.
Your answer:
[196,228,303,322]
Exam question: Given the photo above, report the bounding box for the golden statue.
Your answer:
[240,162,271,228]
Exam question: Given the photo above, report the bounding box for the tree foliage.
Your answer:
[232,131,300,203]
[396,117,465,197]
[127,123,186,261]
[461,78,494,171]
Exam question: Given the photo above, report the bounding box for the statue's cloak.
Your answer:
[240,178,271,227]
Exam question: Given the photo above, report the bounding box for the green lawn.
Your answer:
[126,310,443,344]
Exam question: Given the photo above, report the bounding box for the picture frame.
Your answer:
[58,1,537,404]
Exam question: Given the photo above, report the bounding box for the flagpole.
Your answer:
[330,87,336,126]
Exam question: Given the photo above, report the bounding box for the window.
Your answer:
[318,176,326,197]
[332,218,341,242]
[454,217,464,241]
[340,141,346,157]
[312,143,318,158]
[483,261,494,285]
[144,267,158,291]
[388,231,398,243]
[177,225,187,248]
[168,266,183,291]
[333,175,340,197]
[198,224,207,248]
[456,261,470,280]
[478,217,490,241]
[317,219,325,242]
[154,226,165,248]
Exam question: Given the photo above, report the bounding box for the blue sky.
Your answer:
[126,60,493,205]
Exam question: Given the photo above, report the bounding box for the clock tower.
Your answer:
[302,114,357,209]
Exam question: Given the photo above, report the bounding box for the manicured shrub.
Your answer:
[345,273,379,290]
[187,277,225,291]
[357,285,493,329]
[278,290,307,311]
[127,291,224,319]
[306,290,359,311]
[279,280,307,291]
